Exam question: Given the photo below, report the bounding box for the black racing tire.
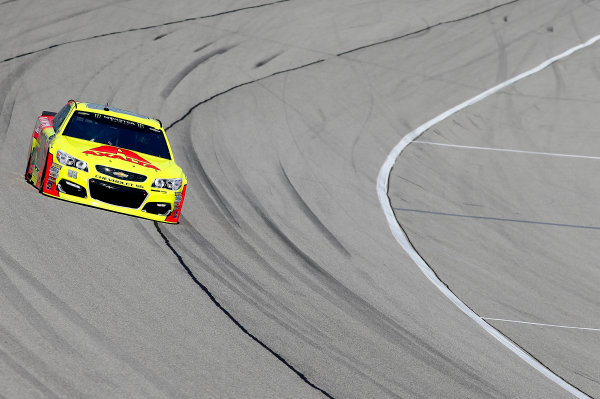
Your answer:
[24,150,33,182]
[38,151,48,193]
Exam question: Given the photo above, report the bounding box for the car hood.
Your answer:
[57,136,183,177]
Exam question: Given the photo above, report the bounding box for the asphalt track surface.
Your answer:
[1,1,599,398]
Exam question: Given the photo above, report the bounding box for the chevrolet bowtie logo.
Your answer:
[113,171,129,179]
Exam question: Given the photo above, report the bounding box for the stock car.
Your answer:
[25,100,187,223]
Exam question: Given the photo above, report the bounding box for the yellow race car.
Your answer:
[25,100,187,223]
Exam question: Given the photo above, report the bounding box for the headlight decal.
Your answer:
[152,178,182,191]
[56,149,88,172]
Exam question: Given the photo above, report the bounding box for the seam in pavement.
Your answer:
[153,222,335,399]
[394,207,600,231]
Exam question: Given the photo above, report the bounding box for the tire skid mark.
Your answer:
[165,0,524,131]
[165,59,326,131]
[154,2,542,397]
[0,93,16,144]
[165,209,406,396]
[0,324,83,398]
[161,45,238,99]
[0,248,72,352]
[153,221,335,399]
[183,213,290,286]
[0,247,180,398]
[0,54,41,145]
[0,0,292,63]
[255,51,283,68]
[0,347,61,399]
[180,124,242,228]
[279,162,351,258]
[237,186,504,398]
[163,219,339,341]
[337,0,522,56]
[236,184,355,308]
[163,220,409,398]
[177,216,291,298]
[153,32,169,41]
[194,42,214,53]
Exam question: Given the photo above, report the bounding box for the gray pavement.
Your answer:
[390,2,600,397]
[0,0,597,398]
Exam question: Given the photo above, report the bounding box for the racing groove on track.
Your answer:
[1,0,600,397]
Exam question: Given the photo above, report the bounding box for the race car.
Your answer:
[25,100,187,223]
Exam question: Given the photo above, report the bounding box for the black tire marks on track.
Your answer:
[0,0,538,397]
[152,1,537,397]
[164,59,326,130]
[255,52,283,68]
[165,0,523,130]
[0,246,180,398]
[0,0,292,63]
[161,45,238,99]
[337,0,522,56]
[279,162,351,258]
[153,222,335,399]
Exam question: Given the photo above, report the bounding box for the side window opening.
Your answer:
[52,103,72,133]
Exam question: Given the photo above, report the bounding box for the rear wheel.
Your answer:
[24,150,33,182]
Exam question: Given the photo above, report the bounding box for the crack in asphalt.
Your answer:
[153,222,334,399]
[0,0,291,63]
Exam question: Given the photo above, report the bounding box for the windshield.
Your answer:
[62,111,171,159]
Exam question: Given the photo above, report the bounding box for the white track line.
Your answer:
[483,318,600,332]
[377,33,600,399]
[414,141,600,160]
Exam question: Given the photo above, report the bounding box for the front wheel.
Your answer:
[38,152,48,193]
[24,150,33,182]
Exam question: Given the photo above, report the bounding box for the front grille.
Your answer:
[95,165,147,182]
[89,179,147,208]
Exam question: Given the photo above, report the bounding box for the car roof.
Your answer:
[75,102,164,130]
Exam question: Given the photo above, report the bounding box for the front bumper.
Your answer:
[42,160,186,223]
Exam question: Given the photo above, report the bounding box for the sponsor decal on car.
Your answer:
[35,117,53,135]
[42,158,61,196]
[83,145,160,171]
[49,163,62,180]
[174,192,182,208]
[93,174,144,188]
